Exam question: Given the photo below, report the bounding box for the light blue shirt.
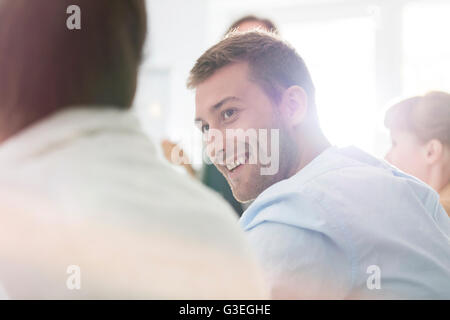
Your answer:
[240,146,450,299]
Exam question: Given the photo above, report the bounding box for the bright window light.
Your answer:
[282,16,377,153]
[403,2,450,96]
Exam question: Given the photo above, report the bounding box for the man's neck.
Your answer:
[288,129,332,178]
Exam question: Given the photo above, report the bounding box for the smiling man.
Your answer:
[188,31,450,299]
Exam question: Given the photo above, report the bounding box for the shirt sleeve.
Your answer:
[244,198,353,299]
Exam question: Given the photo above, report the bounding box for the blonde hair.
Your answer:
[385,91,450,146]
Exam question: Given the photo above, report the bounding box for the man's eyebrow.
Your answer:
[211,96,240,112]
[194,96,240,122]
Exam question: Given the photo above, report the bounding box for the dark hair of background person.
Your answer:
[0,0,147,142]
[226,15,279,35]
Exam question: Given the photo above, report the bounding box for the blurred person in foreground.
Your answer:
[385,91,450,216]
[188,31,450,299]
[0,0,266,299]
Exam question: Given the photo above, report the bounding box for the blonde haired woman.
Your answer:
[385,91,450,215]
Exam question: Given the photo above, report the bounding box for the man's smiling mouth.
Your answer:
[224,153,250,173]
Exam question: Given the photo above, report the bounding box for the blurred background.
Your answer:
[133,0,450,165]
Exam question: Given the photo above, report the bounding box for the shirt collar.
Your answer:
[0,106,143,164]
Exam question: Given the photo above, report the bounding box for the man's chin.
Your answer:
[230,188,256,204]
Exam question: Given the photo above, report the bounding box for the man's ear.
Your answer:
[279,85,308,128]
[423,139,444,165]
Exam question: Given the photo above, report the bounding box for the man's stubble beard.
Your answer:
[229,126,295,203]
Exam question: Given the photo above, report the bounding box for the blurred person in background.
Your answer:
[385,91,450,216]
[225,15,279,35]
[162,15,278,216]
[0,0,266,299]
[188,31,450,299]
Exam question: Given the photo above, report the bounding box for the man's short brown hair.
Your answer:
[187,31,317,122]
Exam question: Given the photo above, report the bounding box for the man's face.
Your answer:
[195,62,294,202]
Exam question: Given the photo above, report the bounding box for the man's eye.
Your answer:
[223,109,235,120]
[201,124,210,133]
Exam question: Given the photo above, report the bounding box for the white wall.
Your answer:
[134,0,210,163]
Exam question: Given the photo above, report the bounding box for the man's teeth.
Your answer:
[226,157,246,171]
[226,162,240,171]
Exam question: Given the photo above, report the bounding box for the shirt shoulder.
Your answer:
[240,146,450,263]
[242,146,445,230]
[240,147,450,298]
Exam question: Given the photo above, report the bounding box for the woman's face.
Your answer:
[385,129,429,183]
